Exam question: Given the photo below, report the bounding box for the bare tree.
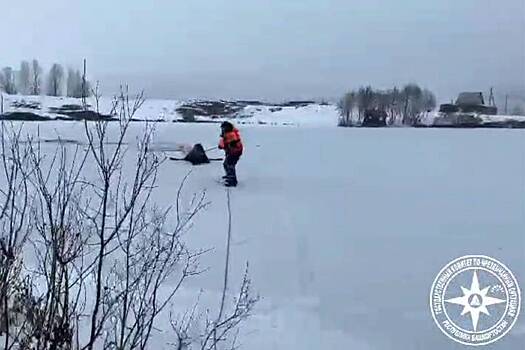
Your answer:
[401,83,422,125]
[27,135,91,350]
[375,90,391,113]
[0,123,33,350]
[0,67,18,95]
[47,64,65,96]
[66,66,92,99]
[31,59,42,95]
[388,87,402,124]
[18,61,32,95]
[337,91,357,126]
[338,84,436,127]
[67,68,77,97]
[357,86,375,121]
[67,69,83,98]
[421,89,436,112]
[80,60,91,101]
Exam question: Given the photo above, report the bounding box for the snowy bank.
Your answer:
[0,94,339,127]
[426,111,525,128]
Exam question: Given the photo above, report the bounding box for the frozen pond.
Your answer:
[8,122,525,349]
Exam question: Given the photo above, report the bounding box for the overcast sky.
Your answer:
[1,0,524,102]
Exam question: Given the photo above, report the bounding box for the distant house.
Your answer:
[440,92,497,115]
[456,92,484,106]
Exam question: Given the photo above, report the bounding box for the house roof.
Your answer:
[456,92,484,106]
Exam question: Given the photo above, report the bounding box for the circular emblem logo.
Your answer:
[430,255,521,346]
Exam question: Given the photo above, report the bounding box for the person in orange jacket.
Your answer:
[219,121,243,187]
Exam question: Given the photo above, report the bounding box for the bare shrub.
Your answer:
[337,84,437,127]
[0,124,33,349]
[0,87,256,350]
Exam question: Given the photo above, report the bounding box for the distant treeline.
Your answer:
[0,60,92,98]
[338,84,436,126]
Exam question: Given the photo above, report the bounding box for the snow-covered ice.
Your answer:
[8,121,525,349]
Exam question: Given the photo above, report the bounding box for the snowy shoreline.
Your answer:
[2,94,525,129]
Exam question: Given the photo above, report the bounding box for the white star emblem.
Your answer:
[445,270,506,331]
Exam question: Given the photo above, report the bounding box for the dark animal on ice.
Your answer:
[170,144,222,165]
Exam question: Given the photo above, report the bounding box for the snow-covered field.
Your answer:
[8,121,525,349]
[0,94,340,127]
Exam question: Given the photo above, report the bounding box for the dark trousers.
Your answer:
[223,154,240,184]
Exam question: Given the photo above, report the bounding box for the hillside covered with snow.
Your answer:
[0,94,340,127]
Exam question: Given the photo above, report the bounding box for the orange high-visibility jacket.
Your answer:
[219,128,243,156]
